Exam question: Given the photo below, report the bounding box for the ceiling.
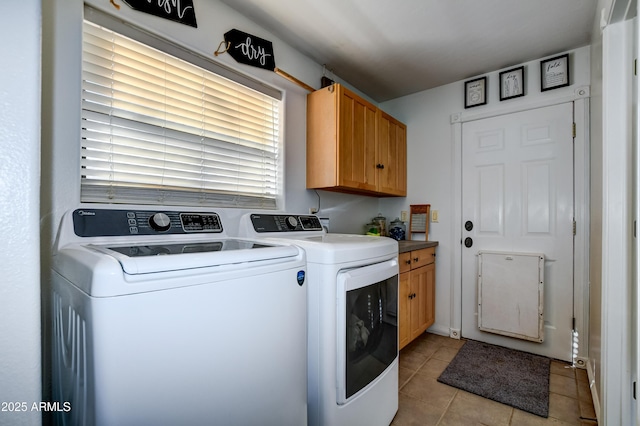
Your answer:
[218,0,599,102]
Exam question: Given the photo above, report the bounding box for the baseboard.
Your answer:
[587,358,601,424]
[426,324,450,338]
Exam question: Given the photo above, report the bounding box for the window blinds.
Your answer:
[81,20,281,208]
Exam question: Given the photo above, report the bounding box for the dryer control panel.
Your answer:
[250,214,323,233]
[72,209,223,237]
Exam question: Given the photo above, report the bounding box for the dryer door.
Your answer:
[336,259,398,404]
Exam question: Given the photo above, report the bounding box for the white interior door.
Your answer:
[461,102,574,361]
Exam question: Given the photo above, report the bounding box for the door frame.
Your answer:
[449,86,591,364]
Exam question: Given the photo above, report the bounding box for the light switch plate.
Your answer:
[432,210,439,223]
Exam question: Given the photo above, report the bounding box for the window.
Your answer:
[81,11,282,208]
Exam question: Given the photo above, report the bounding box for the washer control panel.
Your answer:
[250,214,323,233]
[72,209,223,237]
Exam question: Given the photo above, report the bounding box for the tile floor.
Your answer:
[391,333,598,426]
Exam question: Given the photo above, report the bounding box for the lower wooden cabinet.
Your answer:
[399,247,436,350]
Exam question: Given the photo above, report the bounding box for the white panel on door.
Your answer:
[478,251,545,342]
[521,124,553,147]
[477,129,505,151]
[523,162,552,235]
[478,164,504,235]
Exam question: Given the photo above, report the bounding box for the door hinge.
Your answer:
[572,317,576,329]
[634,381,637,399]
[573,219,577,236]
[572,122,576,138]
[635,59,637,76]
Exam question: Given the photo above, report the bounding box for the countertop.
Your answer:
[398,240,439,253]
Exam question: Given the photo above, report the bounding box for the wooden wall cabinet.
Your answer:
[377,110,407,196]
[399,246,436,350]
[306,84,406,196]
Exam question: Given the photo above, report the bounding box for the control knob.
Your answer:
[149,212,171,232]
[285,216,298,230]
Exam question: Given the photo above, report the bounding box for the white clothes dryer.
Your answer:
[239,213,399,426]
[51,207,308,426]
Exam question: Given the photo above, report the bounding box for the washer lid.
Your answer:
[299,234,398,264]
[90,239,299,274]
[258,233,398,265]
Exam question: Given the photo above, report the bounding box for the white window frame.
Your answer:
[81,6,283,209]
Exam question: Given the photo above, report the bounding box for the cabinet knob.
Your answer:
[376,163,385,169]
[414,257,419,262]
[405,260,411,265]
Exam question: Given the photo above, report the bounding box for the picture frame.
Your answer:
[540,54,570,91]
[464,76,487,108]
[499,66,525,101]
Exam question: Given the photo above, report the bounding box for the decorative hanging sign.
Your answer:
[213,29,313,92]
[122,0,197,28]
[224,29,276,71]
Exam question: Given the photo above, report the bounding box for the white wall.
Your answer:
[588,0,633,422]
[599,15,635,426]
[0,1,42,425]
[379,46,591,337]
[589,0,608,420]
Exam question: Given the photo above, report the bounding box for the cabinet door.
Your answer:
[425,262,436,329]
[338,87,377,192]
[306,85,339,189]
[377,111,407,196]
[409,266,429,341]
[395,121,407,195]
[398,272,411,350]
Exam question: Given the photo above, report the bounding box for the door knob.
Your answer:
[464,237,473,248]
[465,220,473,232]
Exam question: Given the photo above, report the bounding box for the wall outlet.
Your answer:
[432,210,439,223]
[401,210,408,222]
[309,207,318,214]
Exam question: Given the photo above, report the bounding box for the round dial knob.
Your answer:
[149,212,171,232]
[285,216,298,230]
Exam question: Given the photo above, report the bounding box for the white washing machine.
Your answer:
[51,207,308,426]
[239,213,399,426]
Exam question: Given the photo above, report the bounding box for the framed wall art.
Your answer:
[540,54,570,91]
[499,66,524,101]
[464,76,487,108]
